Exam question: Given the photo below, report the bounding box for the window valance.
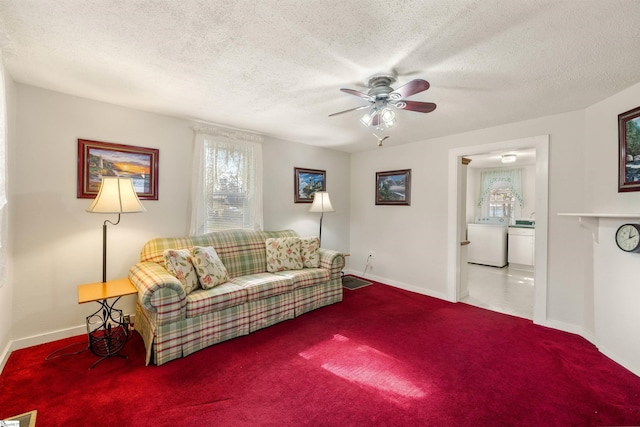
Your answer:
[477,168,524,207]
[192,124,263,143]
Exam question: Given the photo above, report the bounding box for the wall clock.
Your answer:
[615,223,640,252]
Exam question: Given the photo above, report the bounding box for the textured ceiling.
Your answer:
[1,0,640,152]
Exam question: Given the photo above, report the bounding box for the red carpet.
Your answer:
[2,280,640,426]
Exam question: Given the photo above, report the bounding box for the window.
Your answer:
[488,187,515,220]
[477,169,524,221]
[190,126,263,235]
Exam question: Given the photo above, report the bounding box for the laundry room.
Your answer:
[466,149,537,266]
[462,148,537,319]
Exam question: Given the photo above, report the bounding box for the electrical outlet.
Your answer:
[368,251,376,258]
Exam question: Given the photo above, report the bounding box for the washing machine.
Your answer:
[467,217,508,267]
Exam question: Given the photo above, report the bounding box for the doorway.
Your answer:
[446,135,549,325]
[462,263,535,319]
[462,148,536,319]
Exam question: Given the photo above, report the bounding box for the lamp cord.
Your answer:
[319,212,324,246]
[363,254,373,277]
[45,341,88,361]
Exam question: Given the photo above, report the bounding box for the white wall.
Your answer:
[6,84,351,353]
[593,218,640,375]
[10,85,194,343]
[584,80,640,213]
[0,65,16,368]
[350,110,590,329]
[262,136,350,254]
[350,140,452,299]
[582,80,640,375]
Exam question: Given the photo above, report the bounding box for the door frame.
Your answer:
[446,135,549,325]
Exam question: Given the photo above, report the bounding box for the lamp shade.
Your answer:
[309,191,335,213]
[86,177,146,214]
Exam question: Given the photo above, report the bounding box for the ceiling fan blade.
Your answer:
[340,88,372,100]
[391,67,421,78]
[389,79,430,100]
[328,104,371,117]
[394,101,437,113]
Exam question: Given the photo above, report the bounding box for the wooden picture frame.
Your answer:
[619,106,640,192]
[294,167,326,203]
[77,139,159,200]
[376,169,411,206]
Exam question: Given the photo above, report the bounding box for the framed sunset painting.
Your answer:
[77,139,159,200]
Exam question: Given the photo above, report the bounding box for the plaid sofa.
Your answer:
[128,229,345,366]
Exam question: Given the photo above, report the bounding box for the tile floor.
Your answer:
[461,263,534,320]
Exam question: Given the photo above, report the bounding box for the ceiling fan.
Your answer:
[328,73,437,130]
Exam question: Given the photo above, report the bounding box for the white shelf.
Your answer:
[558,213,640,218]
[558,213,640,243]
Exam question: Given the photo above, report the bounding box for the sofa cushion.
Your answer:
[229,273,293,300]
[191,246,230,289]
[299,237,320,268]
[164,249,200,294]
[265,237,303,272]
[139,229,300,278]
[185,282,247,318]
[274,268,330,289]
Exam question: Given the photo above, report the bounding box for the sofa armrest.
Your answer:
[318,249,345,280]
[128,262,187,324]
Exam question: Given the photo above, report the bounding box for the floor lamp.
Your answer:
[87,177,145,282]
[309,191,335,246]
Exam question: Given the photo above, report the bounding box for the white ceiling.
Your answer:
[466,148,536,169]
[1,1,639,152]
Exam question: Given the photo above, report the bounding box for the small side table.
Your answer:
[78,278,137,369]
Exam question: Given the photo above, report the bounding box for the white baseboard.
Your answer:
[597,344,640,378]
[542,318,594,342]
[0,324,85,374]
[0,341,11,374]
[0,314,136,374]
[343,269,449,301]
[543,319,640,377]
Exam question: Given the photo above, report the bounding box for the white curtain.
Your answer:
[189,125,263,236]
[477,168,524,207]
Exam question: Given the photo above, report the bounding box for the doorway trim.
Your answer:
[447,135,549,325]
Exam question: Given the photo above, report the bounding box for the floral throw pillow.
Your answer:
[266,237,303,272]
[164,249,200,294]
[190,246,230,289]
[300,236,320,268]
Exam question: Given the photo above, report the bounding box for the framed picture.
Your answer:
[77,139,159,200]
[376,169,411,206]
[619,106,640,192]
[294,167,326,203]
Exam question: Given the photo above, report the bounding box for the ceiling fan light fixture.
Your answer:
[360,109,377,127]
[330,75,435,145]
[501,154,517,163]
[381,108,396,127]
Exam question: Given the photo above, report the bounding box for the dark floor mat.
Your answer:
[342,276,372,290]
